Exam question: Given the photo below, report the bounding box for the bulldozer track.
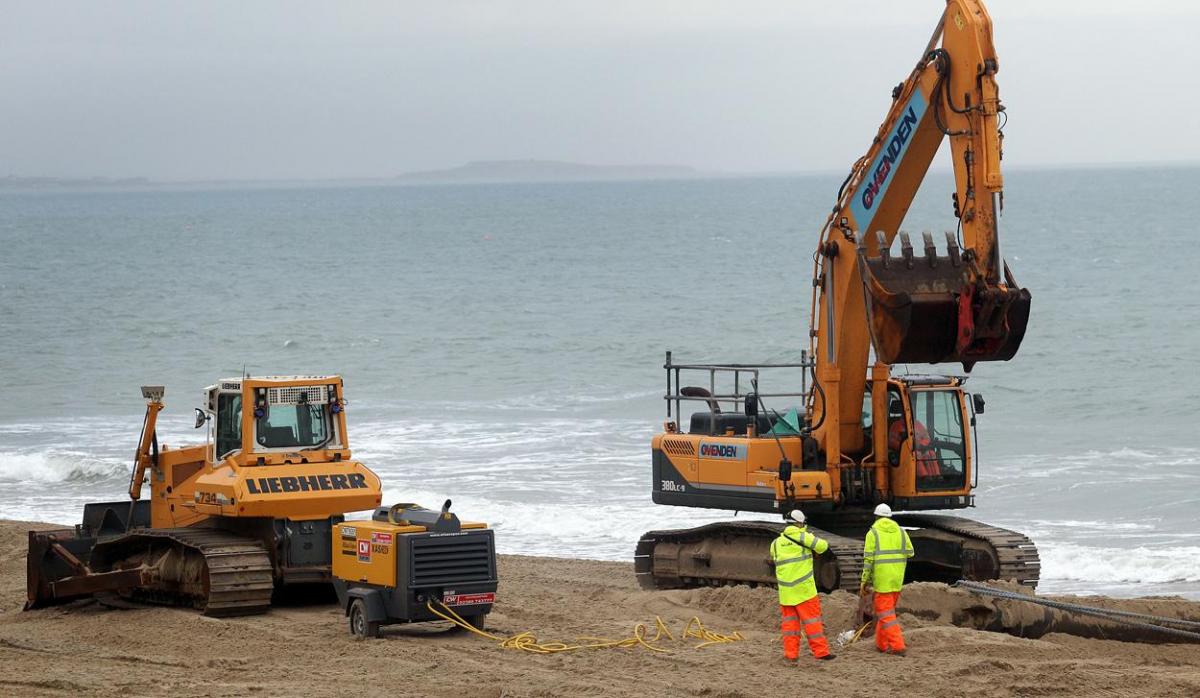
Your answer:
[894,514,1041,588]
[96,528,275,617]
[635,521,864,593]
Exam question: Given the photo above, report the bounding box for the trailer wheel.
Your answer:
[349,599,380,638]
[460,613,487,632]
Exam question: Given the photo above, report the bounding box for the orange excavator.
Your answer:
[636,0,1039,592]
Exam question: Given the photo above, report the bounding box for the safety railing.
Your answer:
[663,350,813,423]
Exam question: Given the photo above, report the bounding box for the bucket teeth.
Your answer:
[899,232,914,268]
[922,232,937,268]
[875,231,889,269]
[945,231,961,267]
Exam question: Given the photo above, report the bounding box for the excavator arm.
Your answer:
[808,0,1030,462]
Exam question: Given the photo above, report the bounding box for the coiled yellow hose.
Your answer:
[425,601,744,654]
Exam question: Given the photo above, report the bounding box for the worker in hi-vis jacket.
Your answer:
[769,509,835,662]
[860,503,915,655]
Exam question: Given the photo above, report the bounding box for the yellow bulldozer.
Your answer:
[27,376,388,616]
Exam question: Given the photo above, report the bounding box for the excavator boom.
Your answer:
[814,0,1029,375]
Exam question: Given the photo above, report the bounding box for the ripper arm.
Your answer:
[127,386,165,501]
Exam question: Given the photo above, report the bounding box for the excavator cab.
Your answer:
[859,231,1030,370]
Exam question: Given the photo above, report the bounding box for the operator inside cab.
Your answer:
[887,388,970,491]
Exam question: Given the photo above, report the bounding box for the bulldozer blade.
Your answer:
[26,529,102,609]
[858,232,1030,368]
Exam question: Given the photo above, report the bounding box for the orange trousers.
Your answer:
[780,596,830,659]
[874,591,905,652]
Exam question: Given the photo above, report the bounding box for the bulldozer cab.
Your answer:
[206,377,346,463]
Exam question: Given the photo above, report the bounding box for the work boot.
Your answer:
[782,657,799,666]
[893,649,907,657]
[818,654,836,661]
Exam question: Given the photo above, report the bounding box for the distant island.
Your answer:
[395,160,702,184]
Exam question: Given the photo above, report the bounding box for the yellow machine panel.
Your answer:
[332,520,420,587]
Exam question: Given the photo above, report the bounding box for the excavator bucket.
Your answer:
[858,232,1030,370]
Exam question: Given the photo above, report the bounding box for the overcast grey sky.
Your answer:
[3,1,1198,180]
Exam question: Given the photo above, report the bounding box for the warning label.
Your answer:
[371,532,393,545]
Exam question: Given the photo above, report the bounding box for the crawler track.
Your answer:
[635,521,864,592]
[895,514,1041,588]
[635,515,1040,592]
[92,528,275,617]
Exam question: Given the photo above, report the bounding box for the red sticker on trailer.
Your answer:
[371,532,393,545]
[443,592,495,606]
[357,540,371,562]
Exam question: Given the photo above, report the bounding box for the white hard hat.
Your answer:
[786,509,806,524]
[874,503,893,518]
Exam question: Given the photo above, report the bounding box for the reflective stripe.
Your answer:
[881,620,900,629]
[874,559,907,565]
[874,548,907,555]
[778,571,814,587]
[775,555,812,565]
[872,528,880,551]
[782,630,802,636]
[806,632,825,640]
[802,616,822,625]
[877,612,896,620]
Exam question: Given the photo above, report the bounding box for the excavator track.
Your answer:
[635,521,864,593]
[93,528,275,617]
[636,515,1040,593]
[894,514,1041,588]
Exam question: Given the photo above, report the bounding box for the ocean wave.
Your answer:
[1039,543,1200,585]
[987,446,1200,481]
[0,450,126,484]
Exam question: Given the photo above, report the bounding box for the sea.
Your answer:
[2,166,1198,599]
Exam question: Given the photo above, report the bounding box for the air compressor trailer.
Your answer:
[332,501,497,638]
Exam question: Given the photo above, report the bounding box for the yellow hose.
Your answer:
[425,601,743,655]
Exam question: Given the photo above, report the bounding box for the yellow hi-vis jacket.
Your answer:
[861,517,915,593]
[770,524,829,605]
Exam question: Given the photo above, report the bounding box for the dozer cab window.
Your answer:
[216,394,242,459]
[910,390,967,492]
[255,403,331,449]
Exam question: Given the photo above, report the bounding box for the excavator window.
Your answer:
[911,390,967,492]
[215,394,242,459]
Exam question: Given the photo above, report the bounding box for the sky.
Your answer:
[3,1,1198,181]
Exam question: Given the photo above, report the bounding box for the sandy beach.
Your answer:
[3,520,1199,697]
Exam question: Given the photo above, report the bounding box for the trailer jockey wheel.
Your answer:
[349,599,380,638]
